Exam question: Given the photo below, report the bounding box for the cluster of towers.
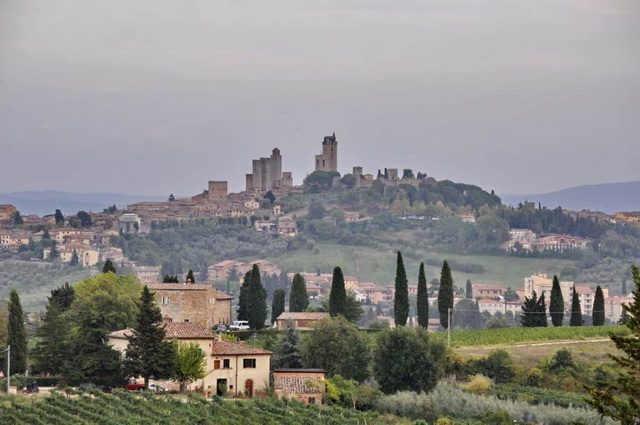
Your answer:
[245,133,339,192]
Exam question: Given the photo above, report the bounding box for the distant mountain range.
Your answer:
[0,191,166,216]
[501,181,640,214]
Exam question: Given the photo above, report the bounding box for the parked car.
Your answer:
[147,383,167,393]
[229,320,250,331]
[124,380,146,391]
[215,324,228,334]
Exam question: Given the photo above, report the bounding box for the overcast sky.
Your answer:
[1,0,638,198]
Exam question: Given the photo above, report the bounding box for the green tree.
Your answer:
[308,201,326,220]
[69,249,79,266]
[123,286,175,388]
[7,290,27,375]
[453,299,483,330]
[521,291,547,327]
[417,262,429,328]
[593,285,605,326]
[373,326,446,394]
[570,286,583,326]
[474,349,515,383]
[69,273,143,331]
[329,266,347,318]
[65,309,122,386]
[272,323,302,369]
[289,273,309,312]
[588,264,640,424]
[300,316,370,382]
[271,288,285,324]
[186,269,195,283]
[342,292,364,323]
[394,252,409,327]
[244,265,268,330]
[54,209,64,225]
[32,283,75,375]
[172,342,206,392]
[438,261,454,329]
[12,210,23,225]
[76,210,92,228]
[102,259,117,274]
[465,279,473,299]
[550,275,564,327]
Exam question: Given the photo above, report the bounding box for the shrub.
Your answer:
[467,375,492,394]
[472,350,515,384]
[523,368,543,387]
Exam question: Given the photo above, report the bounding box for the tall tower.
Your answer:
[315,132,338,172]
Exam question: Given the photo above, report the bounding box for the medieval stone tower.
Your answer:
[315,133,338,172]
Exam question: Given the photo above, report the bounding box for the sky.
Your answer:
[1,0,639,198]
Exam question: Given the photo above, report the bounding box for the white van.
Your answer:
[229,320,250,331]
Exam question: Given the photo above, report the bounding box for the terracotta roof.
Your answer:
[274,373,324,394]
[216,293,233,300]
[473,284,504,291]
[211,340,272,356]
[147,283,217,291]
[109,323,212,340]
[276,312,330,321]
[574,285,593,294]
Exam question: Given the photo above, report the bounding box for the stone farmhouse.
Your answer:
[274,369,325,404]
[147,282,233,327]
[109,322,272,396]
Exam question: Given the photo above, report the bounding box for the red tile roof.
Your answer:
[164,322,212,339]
[211,340,272,356]
[276,312,330,321]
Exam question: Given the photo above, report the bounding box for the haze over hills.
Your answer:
[0,191,166,216]
[500,181,640,214]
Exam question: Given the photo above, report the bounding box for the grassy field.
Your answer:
[429,325,626,348]
[268,242,577,288]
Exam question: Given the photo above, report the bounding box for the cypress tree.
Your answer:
[102,259,116,274]
[570,286,583,326]
[537,292,548,327]
[7,290,27,375]
[271,288,285,324]
[246,265,268,330]
[186,269,195,283]
[550,275,564,327]
[466,279,473,299]
[289,273,309,312]
[438,260,454,329]
[394,252,409,327]
[69,250,79,267]
[237,271,251,321]
[329,266,347,317]
[593,285,605,326]
[621,278,627,295]
[416,262,429,328]
[521,291,539,327]
[123,286,175,388]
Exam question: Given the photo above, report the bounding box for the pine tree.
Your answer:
[550,275,564,327]
[102,259,116,274]
[272,324,302,369]
[521,290,545,327]
[587,265,640,424]
[466,279,473,299]
[570,286,583,326]
[245,265,268,330]
[394,252,409,327]
[54,209,64,225]
[289,273,309,312]
[621,278,627,295]
[329,266,347,317]
[593,285,605,326]
[7,290,27,375]
[417,262,429,328]
[271,288,285,324]
[33,283,75,375]
[186,269,195,283]
[438,260,454,329]
[123,286,175,388]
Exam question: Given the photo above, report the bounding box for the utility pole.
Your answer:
[4,345,9,393]
[447,308,451,348]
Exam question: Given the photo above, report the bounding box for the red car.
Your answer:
[124,380,145,391]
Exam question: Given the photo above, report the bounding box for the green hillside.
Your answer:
[268,242,576,288]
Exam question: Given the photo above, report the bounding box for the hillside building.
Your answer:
[246,148,292,192]
[315,133,338,172]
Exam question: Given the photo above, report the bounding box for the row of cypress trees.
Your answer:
[524,274,606,327]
